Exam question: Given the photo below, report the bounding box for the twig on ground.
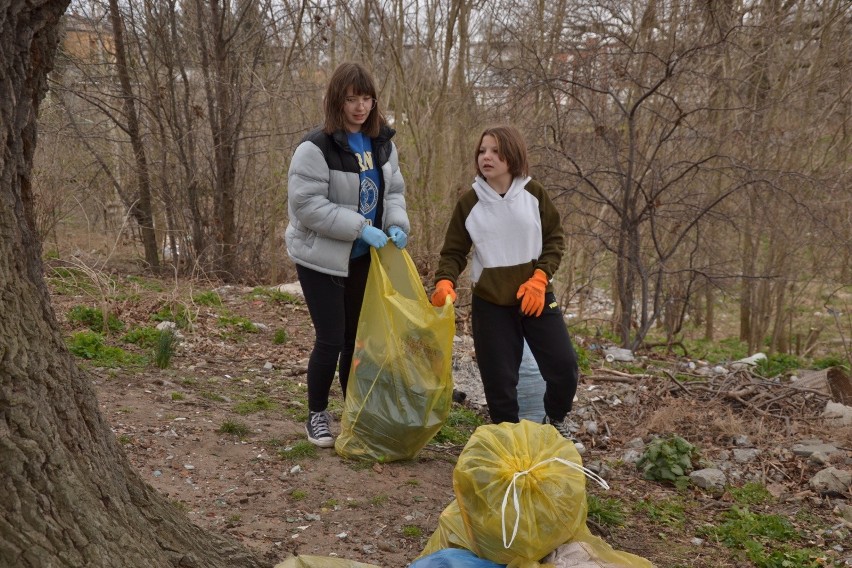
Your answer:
[663,371,691,396]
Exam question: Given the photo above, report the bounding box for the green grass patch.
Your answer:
[233,396,276,415]
[67,305,124,334]
[699,506,827,568]
[634,498,686,528]
[47,266,97,295]
[572,325,619,345]
[218,420,251,438]
[171,392,184,401]
[278,441,318,460]
[755,353,801,378]
[67,331,145,367]
[290,489,307,500]
[370,494,388,506]
[217,313,258,333]
[192,290,223,307]
[346,460,377,472]
[686,337,749,364]
[729,482,773,506]
[126,275,164,292]
[154,328,179,369]
[431,406,485,445]
[812,355,849,370]
[401,525,422,538]
[248,287,301,305]
[273,329,288,345]
[200,391,227,402]
[122,325,161,349]
[587,494,626,527]
[575,343,592,373]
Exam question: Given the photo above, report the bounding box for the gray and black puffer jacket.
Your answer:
[285,125,409,276]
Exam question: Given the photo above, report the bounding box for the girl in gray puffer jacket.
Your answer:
[285,62,410,448]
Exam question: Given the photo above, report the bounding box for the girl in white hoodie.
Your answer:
[431,125,583,452]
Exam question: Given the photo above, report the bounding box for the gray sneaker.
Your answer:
[306,410,334,448]
[544,415,586,454]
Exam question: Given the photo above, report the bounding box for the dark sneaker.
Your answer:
[544,415,586,454]
[306,410,334,448]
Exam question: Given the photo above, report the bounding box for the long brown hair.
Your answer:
[323,62,385,138]
[475,125,529,179]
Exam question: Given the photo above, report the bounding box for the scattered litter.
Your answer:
[604,347,635,363]
[730,352,766,369]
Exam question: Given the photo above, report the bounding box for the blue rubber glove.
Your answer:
[360,224,388,248]
[388,226,408,249]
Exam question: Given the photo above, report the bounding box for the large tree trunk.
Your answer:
[0,2,265,566]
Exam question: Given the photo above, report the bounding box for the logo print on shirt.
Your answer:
[356,150,374,172]
[360,177,379,214]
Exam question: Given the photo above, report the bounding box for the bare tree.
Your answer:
[107,0,160,268]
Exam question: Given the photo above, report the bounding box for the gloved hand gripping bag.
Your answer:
[335,246,455,461]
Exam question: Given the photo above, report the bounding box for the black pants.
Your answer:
[296,254,371,412]
[471,292,579,424]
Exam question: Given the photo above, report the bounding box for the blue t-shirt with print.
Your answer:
[348,131,382,258]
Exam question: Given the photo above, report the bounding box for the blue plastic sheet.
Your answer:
[409,548,506,568]
[517,340,546,422]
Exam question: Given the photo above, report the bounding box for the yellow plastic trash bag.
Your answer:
[335,245,455,462]
[419,421,654,567]
[454,421,588,563]
[274,555,380,568]
[543,534,653,567]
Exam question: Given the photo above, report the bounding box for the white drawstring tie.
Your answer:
[500,457,610,549]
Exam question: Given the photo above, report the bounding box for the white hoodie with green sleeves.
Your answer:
[435,175,564,306]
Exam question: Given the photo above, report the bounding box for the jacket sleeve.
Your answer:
[533,183,564,278]
[434,191,475,285]
[288,141,367,241]
[382,142,410,234]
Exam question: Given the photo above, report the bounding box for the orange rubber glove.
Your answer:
[431,279,457,307]
[516,269,548,317]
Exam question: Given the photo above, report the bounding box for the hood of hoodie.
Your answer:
[472,175,532,203]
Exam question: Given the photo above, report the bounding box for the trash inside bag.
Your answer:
[274,554,381,567]
[335,246,455,462]
[409,548,506,567]
[418,421,654,567]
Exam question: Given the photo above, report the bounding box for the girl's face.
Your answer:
[342,86,375,133]
[478,135,511,185]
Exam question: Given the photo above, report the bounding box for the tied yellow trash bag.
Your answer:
[274,555,380,568]
[335,245,455,462]
[419,421,654,567]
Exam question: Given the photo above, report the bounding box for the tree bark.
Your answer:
[0,1,265,566]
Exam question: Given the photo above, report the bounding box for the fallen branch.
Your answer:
[583,374,638,384]
[663,371,691,396]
